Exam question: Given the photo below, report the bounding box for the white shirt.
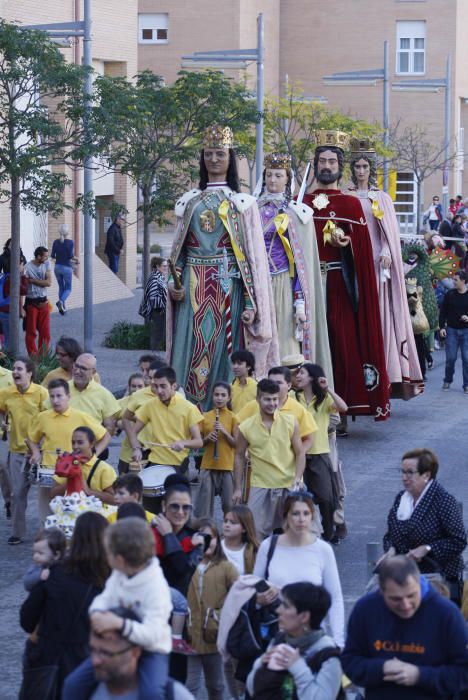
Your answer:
[253,537,345,648]
[221,541,246,575]
[89,557,172,653]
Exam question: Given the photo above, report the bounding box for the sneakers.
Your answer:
[172,638,197,655]
[4,501,11,519]
[7,536,23,545]
[56,300,65,316]
[442,383,450,391]
[464,388,468,395]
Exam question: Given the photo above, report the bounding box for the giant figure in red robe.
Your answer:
[302,131,390,421]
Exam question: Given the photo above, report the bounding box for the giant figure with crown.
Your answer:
[166,125,279,409]
[256,151,333,379]
[303,130,391,421]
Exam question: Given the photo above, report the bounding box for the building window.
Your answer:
[138,13,169,44]
[396,21,425,74]
[394,171,417,234]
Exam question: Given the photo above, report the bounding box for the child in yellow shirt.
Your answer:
[195,382,239,518]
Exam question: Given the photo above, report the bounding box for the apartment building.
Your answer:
[1,0,139,300]
[138,0,468,232]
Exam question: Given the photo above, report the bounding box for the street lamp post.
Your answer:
[323,41,390,191]
[392,54,452,216]
[23,2,95,352]
[181,13,265,181]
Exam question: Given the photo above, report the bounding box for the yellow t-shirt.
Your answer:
[107,508,154,524]
[135,393,203,465]
[53,454,116,492]
[0,383,48,454]
[201,408,239,471]
[0,367,13,390]
[237,396,317,439]
[297,393,336,455]
[239,411,296,489]
[42,367,101,388]
[28,408,107,467]
[65,380,120,423]
[119,389,155,464]
[231,377,257,414]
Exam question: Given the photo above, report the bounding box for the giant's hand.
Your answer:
[331,233,350,248]
[168,282,185,302]
[242,310,255,326]
[380,255,392,269]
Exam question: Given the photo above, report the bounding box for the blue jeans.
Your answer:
[54,264,73,306]
[444,327,468,388]
[170,586,188,615]
[107,253,120,274]
[0,311,9,350]
[62,650,168,700]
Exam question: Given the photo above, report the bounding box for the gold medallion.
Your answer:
[312,192,330,210]
[200,209,216,233]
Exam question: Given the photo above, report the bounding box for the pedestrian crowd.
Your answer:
[0,338,464,699]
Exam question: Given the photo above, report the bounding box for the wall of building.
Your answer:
[279,0,460,215]
[2,0,138,289]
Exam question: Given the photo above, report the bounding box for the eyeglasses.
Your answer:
[90,644,134,659]
[167,503,193,513]
[400,469,419,476]
[74,363,94,372]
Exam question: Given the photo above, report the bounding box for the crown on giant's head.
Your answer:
[264,152,292,171]
[203,124,234,149]
[314,130,350,151]
[350,137,377,160]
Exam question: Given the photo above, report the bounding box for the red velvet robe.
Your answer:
[303,189,390,421]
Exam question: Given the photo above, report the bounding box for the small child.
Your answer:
[63,518,172,700]
[186,519,239,700]
[108,473,154,523]
[195,382,239,518]
[112,490,194,656]
[230,350,257,413]
[23,526,67,591]
[117,373,146,474]
[22,527,67,666]
[222,505,259,575]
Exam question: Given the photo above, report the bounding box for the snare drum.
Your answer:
[140,465,176,514]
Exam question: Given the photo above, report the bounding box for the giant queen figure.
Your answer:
[256,151,333,378]
[303,131,390,421]
[347,140,423,399]
[166,125,278,408]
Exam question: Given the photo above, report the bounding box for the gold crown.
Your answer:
[314,130,350,150]
[264,152,292,170]
[350,137,376,158]
[203,124,234,149]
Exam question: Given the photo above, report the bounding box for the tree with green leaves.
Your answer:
[0,21,90,355]
[265,83,384,186]
[92,70,259,286]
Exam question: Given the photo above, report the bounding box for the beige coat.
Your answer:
[187,559,239,654]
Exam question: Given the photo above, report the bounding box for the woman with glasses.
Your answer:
[152,474,205,595]
[253,491,344,648]
[152,474,206,678]
[383,448,466,602]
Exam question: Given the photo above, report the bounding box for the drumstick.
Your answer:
[141,441,174,448]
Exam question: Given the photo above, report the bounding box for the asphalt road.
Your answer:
[0,349,466,699]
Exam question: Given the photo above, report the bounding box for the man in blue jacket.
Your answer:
[342,556,468,699]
